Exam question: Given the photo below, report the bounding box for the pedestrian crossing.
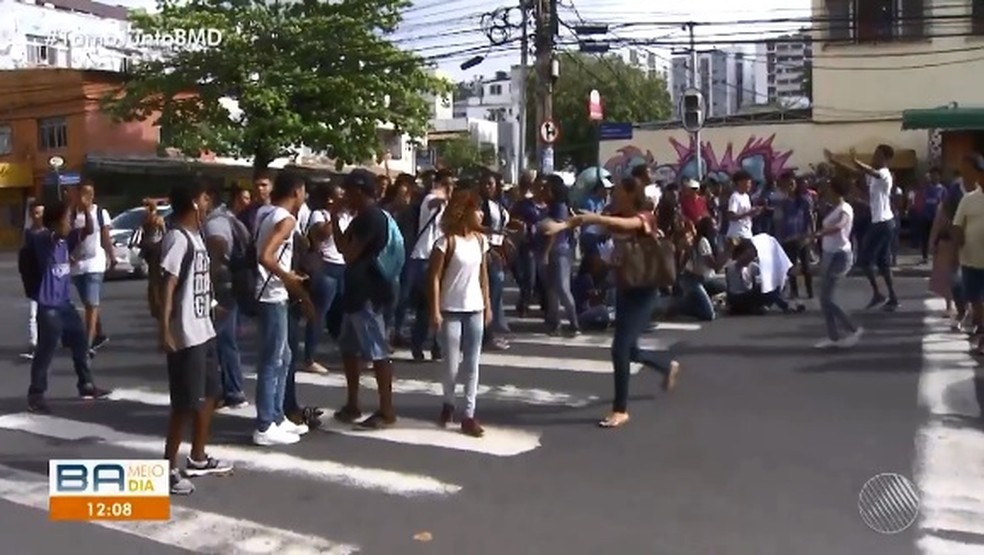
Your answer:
[0,322,702,553]
[915,298,984,554]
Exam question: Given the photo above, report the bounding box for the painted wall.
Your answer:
[599,120,928,185]
[811,0,984,121]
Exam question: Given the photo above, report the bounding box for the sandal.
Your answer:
[663,361,681,392]
[598,413,630,428]
[333,405,362,424]
[356,411,397,431]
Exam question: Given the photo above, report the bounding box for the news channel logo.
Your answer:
[857,472,920,534]
[47,28,223,50]
[49,459,169,496]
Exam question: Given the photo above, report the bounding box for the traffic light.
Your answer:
[680,88,704,132]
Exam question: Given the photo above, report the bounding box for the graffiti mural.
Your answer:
[603,134,796,187]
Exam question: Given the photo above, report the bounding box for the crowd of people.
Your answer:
[20,143,980,495]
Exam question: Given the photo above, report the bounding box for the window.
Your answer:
[974,0,984,34]
[25,35,67,67]
[38,117,68,151]
[827,0,925,42]
[0,125,10,155]
[489,84,503,96]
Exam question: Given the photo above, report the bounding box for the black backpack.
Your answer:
[233,211,287,318]
[18,230,44,300]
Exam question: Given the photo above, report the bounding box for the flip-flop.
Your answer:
[598,414,630,428]
[663,362,681,392]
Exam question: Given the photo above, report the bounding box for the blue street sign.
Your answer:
[598,122,633,141]
[43,171,81,186]
[540,147,554,174]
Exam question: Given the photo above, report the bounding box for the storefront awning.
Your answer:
[902,107,984,131]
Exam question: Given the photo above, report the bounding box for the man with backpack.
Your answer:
[21,199,112,414]
[395,168,453,361]
[333,169,404,430]
[157,183,233,495]
[203,185,252,409]
[69,182,113,355]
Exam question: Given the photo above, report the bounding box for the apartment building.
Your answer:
[755,33,812,107]
[670,49,762,118]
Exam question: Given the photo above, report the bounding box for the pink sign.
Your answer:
[588,89,603,121]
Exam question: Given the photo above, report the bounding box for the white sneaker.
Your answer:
[814,338,838,349]
[252,424,300,446]
[278,419,309,436]
[838,327,864,348]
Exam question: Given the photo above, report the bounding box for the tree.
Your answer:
[104,0,449,171]
[525,51,672,171]
[434,137,495,170]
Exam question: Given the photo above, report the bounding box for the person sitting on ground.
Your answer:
[724,239,802,316]
[572,251,613,330]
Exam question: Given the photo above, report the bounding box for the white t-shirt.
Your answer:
[435,233,488,312]
[308,209,352,265]
[867,168,895,223]
[726,192,753,239]
[255,205,295,303]
[296,202,311,234]
[160,228,216,349]
[486,199,510,232]
[821,201,854,253]
[71,205,111,275]
[410,193,446,260]
[688,236,718,281]
[725,261,759,294]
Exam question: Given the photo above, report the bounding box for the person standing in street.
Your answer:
[22,201,44,360]
[333,169,399,430]
[546,177,681,429]
[239,171,273,234]
[203,185,252,408]
[140,199,168,320]
[952,163,984,355]
[813,177,863,349]
[725,170,761,247]
[24,200,111,414]
[428,187,492,437]
[825,145,900,311]
[252,171,316,446]
[157,183,233,495]
[69,182,114,355]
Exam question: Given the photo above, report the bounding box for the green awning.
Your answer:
[902,107,984,131]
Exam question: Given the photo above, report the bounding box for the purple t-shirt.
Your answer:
[29,229,84,307]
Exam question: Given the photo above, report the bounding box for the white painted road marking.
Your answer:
[0,413,460,497]
[390,351,632,374]
[507,334,670,348]
[108,389,541,457]
[247,372,600,408]
[915,299,984,553]
[0,465,359,554]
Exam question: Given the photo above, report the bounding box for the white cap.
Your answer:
[684,178,701,190]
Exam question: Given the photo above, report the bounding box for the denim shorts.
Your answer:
[961,266,984,303]
[72,272,104,307]
[856,220,895,271]
[339,303,389,362]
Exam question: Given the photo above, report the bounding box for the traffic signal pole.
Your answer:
[687,22,702,181]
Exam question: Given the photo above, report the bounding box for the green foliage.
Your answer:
[525,51,672,170]
[433,137,495,171]
[104,0,450,170]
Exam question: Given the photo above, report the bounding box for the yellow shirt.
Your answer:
[954,190,984,268]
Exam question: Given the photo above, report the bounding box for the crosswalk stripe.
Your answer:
[507,334,668,348]
[248,372,600,408]
[0,464,359,554]
[916,299,984,550]
[390,351,629,374]
[108,389,542,457]
[0,413,460,497]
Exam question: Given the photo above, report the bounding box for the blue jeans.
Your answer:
[819,250,858,341]
[304,261,344,363]
[517,244,540,310]
[681,273,726,322]
[441,311,485,418]
[285,303,304,415]
[542,249,579,330]
[215,303,245,404]
[29,302,94,396]
[487,255,509,334]
[611,287,671,413]
[255,302,290,432]
[395,258,432,351]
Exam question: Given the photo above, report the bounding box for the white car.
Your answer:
[107,204,172,279]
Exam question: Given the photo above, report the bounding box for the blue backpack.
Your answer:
[375,211,405,282]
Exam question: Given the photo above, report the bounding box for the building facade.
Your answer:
[755,33,812,108]
[670,49,762,119]
[0,0,136,72]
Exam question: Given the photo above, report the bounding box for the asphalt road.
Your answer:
[0,271,978,555]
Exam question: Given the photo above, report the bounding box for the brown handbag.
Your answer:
[612,228,677,289]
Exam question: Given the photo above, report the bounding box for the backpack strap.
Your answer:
[439,234,455,285]
[173,228,197,298]
[255,210,292,300]
[411,202,444,256]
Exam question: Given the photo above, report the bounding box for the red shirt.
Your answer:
[680,194,709,223]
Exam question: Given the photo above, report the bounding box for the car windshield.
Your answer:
[110,207,172,231]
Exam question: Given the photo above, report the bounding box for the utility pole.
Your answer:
[687,22,702,181]
[534,0,556,174]
[517,1,529,178]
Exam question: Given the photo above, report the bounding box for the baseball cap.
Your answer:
[342,169,376,196]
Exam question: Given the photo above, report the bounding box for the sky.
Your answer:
[107,0,811,83]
